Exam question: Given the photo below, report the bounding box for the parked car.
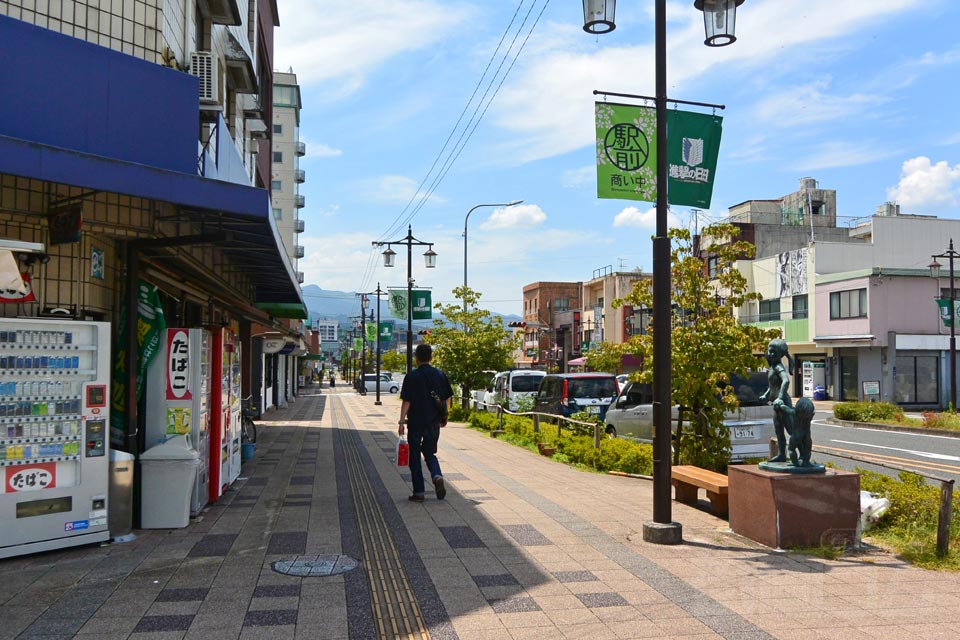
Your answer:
[486,370,546,412]
[604,372,775,462]
[363,373,399,394]
[533,373,619,420]
[469,370,498,410]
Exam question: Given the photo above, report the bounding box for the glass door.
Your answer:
[840,353,859,401]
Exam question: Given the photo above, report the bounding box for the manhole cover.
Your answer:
[272,554,359,577]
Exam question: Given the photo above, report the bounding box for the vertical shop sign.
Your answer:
[166,329,192,400]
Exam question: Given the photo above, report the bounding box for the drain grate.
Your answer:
[272,554,359,577]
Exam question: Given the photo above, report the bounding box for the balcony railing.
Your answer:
[294,169,305,183]
[294,245,305,259]
[295,219,305,233]
[738,310,808,324]
[294,194,305,208]
[295,141,306,156]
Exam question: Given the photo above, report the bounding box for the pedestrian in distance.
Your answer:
[398,344,453,502]
[329,372,335,388]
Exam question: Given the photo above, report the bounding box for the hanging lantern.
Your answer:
[382,247,396,268]
[582,0,615,34]
[694,0,744,47]
[423,247,437,269]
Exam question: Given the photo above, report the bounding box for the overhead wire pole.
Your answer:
[361,285,387,405]
[464,201,523,312]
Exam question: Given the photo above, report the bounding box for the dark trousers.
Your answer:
[408,425,442,496]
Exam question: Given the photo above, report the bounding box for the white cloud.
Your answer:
[274,0,473,93]
[353,175,446,205]
[886,157,960,212]
[943,132,960,146]
[751,79,884,128]
[562,166,595,188]
[480,204,547,229]
[310,143,343,158]
[485,0,923,165]
[613,206,680,229]
[789,140,900,170]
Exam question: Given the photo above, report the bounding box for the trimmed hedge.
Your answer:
[465,410,653,475]
[833,401,904,423]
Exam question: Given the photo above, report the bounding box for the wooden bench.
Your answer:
[671,465,729,518]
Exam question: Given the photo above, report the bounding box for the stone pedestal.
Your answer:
[728,466,860,549]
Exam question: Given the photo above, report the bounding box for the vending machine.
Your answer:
[0,318,111,559]
[802,360,826,398]
[145,328,211,516]
[210,328,241,501]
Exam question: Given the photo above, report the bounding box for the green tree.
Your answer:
[424,286,520,411]
[605,224,779,471]
[380,350,406,374]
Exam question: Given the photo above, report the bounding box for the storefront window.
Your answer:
[896,355,939,404]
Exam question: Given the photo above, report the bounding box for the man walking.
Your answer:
[398,344,453,502]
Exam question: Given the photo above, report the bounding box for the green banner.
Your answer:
[388,289,433,320]
[110,280,167,448]
[937,299,959,327]
[353,338,363,351]
[596,102,656,201]
[379,322,393,340]
[666,109,723,208]
[595,103,722,207]
[365,323,377,342]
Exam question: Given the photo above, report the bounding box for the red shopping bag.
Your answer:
[396,436,409,467]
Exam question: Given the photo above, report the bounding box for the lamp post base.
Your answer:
[642,520,682,545]
[374,401,382,406]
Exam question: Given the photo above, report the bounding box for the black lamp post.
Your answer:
[581,0,745,545]
[374,225,436,374]
[930,239,959,410]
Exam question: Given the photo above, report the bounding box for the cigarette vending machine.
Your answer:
[0,319,111,559]
[145,328,211,516]
[210,328,241,501]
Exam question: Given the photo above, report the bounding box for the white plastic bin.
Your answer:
[139,435,199,529]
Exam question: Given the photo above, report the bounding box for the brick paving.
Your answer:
[1,385,959,639]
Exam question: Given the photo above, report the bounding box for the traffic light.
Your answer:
[417,329,432,335]
[508,321,526,328]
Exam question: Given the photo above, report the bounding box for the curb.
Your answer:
[826,418,960,438]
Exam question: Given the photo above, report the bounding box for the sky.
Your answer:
[274,0,960,317]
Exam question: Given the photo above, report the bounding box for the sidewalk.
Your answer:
[1,387,959,639]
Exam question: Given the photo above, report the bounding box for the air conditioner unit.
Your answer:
[190,52,219,104]
[297,271,305,284]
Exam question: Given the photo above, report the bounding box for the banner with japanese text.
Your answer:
[936,299,960,327]
[595,102,722,207]
[388,289,433,320]
[379,323,393,340]
[666,109,723,208]
[365,323,377,342]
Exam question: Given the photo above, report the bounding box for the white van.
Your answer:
[604,372,775,462]
[485,370,546,412]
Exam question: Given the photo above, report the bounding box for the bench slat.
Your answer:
[672,465,728,493]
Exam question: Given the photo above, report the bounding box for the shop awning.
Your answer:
[0,134,306,318]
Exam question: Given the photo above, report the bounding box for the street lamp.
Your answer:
[463,200,523,312]
[930,239,959,410]
[373,225,436,374]
[581,0,745,546]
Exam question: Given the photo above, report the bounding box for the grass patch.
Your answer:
[857,468,960,570]
[788,544,846,560]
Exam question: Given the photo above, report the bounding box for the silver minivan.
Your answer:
[604,372,775,462]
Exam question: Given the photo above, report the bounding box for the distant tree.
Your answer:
[380,350,406,373]
[424,286,520,411]
[611,224,780,470]
[584,341,627,375]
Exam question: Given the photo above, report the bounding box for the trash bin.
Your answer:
[813,385,826,401]
[108,449,136,542]
[139,435,199,529]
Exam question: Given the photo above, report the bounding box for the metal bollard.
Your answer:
[533,413,540,434]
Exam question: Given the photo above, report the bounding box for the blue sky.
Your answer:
[275,0,960,317]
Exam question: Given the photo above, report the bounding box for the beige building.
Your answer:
[271,71,306,275]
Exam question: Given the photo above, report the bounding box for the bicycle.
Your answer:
[241,395,258,444]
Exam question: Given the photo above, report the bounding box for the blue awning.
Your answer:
[0,133,305,316]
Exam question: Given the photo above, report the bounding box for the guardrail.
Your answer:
[461,396,607,449]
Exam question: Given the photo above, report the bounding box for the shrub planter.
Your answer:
[537,443,556,457]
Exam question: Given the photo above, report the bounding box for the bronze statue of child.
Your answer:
[759,338,794,462]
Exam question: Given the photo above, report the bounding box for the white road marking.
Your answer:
[830,439,960,463]
[813,418,958,440]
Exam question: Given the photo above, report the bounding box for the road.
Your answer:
[810,409,960,484]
